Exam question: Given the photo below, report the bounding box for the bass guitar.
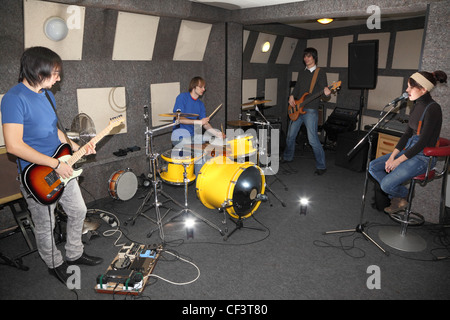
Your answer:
[22,115,124,205]
[287,81,341,121]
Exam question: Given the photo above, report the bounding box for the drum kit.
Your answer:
[124,100,284,240]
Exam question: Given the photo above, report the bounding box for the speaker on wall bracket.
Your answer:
[348,40,379,131]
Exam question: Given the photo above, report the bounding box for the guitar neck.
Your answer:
[66,124,114,167]
[300,85,333,107]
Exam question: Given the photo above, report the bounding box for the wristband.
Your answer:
[53,159,61,170]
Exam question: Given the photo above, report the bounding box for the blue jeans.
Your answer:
[368,136,435,199]
[283,109,326,169]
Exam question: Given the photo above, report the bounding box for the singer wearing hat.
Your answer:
[369,70,447,214]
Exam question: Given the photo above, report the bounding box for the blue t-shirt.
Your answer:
[171,92,207,141]
[1,83,61,170]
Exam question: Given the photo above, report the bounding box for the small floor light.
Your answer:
[185,217,195,239]
[300,198,309,215]
[44,17,69,41]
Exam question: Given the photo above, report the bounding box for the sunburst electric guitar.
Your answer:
[22,115,124,205]
[287,81,341,121]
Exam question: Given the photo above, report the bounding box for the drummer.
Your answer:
[171,76,225,173]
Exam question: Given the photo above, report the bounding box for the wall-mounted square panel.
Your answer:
[358,32,390,69]
[23,0,85,60]
[243,30,250,52]
[76,87,127,136]
[242,79,257,104]
[392,29,424,69]
[250,33,277,64]
[330,35,353,68]
[112,12,160,61]
[276,37,298,64]
[264,78,278,106]
[150,82,180,127]
[173,20,212,61]
[306,38,329,68]
[367,76,404,111]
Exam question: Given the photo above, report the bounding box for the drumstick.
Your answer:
[208,103,223,119]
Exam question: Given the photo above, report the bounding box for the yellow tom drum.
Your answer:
[160,150,200,185]
[196,156,265,219]
[226,134,257,159]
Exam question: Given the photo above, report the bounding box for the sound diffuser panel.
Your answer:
[173,20,212,61]
[76,87,127,135]
[23,0,85,60]
[112,12,160,61]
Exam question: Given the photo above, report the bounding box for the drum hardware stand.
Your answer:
[222,203,266,241]
[125,115,183,242]
[253,106,287,207]
[323,101,404,256]
[148,162,225,238]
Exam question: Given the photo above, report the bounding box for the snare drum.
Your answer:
[226,134,257,159]
[196,156,265,219]
[159,150,199,185]
[108,169,138,201]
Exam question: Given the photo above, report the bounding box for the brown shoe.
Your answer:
[384,197,408,214]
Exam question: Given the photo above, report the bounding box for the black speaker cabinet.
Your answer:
[348,40,378,90]
[335,130,370,172]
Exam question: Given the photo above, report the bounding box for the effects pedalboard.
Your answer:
[95,242,162,295]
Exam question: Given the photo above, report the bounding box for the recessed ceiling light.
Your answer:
[317,18,334,25]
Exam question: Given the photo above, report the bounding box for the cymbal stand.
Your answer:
[148,162,225,238]
[254,106,287,207]
[125,116,183,242]
[323,101,403,256]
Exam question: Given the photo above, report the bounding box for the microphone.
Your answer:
[388,92,409,105]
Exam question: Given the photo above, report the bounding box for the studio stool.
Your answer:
[379,137,450,252]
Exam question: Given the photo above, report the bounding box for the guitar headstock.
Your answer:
[330,81,342,91]
[109,115,124,128]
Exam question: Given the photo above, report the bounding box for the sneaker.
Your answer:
[384,197,408,214]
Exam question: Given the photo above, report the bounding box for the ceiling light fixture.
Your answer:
[261,41,271,53]
[317,18,334,25]
[44,17,69,41]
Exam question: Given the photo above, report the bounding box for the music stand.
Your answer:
[324,100,404,255]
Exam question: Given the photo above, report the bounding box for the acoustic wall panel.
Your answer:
[264,78,277,106]
[276,37,298,64]
[250,33,277,64]
[242,79,257,104]
[367,76,404,112]
[112,12,160,61]
[306,38,329,67]
[76,87,127,136]
[392,29,424,69]
[150,82,180,127]
[173,20,212,61]
[330,35,353,68]
[23,0,85,60]
[357,32,390,69]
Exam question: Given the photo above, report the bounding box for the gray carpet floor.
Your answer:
[1,146,449,303]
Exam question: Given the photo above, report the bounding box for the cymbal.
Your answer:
[227,120,253,127]
[241,99,271,107]
[159,112,199,117]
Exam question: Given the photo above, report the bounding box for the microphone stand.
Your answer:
[324,99,404,255]
[253,106,287,207]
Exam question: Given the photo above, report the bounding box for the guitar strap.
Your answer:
[44,90,71,145]
[309,67,320,94]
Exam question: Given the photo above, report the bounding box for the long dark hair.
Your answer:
[18,46,63,87]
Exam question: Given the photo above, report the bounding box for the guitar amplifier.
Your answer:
[323,107,358,142]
